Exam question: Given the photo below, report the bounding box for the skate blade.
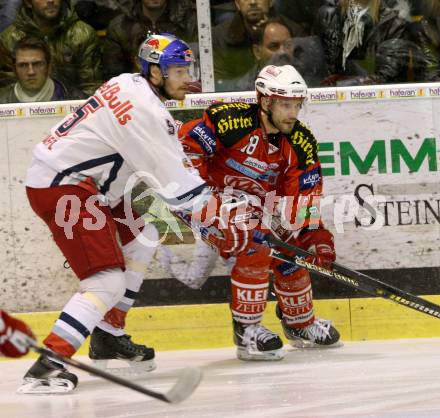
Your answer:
[17,378,75,394]
[236,347,286,361]
[90,359,157,376]
[288,337,344,349]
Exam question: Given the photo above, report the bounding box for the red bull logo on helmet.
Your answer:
[139,35,174,63]
[146,38,160,49]
[138,34,194,77]
[145,36,173,51]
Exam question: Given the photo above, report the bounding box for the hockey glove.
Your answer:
[297,229,336,270]
[204,194,259,256]
[0,310,36,358]
[180,194,258,257]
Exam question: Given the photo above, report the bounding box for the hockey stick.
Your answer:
[29,344,202,404]
[257,232,440,320]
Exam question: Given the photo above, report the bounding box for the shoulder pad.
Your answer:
[206,103,259,147]
[288,121,319,170]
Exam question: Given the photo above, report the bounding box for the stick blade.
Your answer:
[164,367,202,404]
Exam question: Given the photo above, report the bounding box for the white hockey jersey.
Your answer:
[26,73,208,209]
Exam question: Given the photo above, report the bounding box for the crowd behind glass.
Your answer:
[0,0,439,103]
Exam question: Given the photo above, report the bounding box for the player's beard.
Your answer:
[162,79,188,101]
[34,4,61,22]
[275,120,296,134]
[266,110,294,135]
[161,85,185,101]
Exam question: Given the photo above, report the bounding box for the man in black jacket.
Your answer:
[102,0,197,80]
[212,0,307,91]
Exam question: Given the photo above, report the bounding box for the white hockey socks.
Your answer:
[98,224,158,336]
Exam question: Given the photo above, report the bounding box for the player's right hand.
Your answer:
[0,310,36,358]
[195,194,259,257]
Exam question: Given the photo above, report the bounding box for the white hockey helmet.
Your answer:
[255,65,307,99]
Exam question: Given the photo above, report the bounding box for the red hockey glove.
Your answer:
[186,194,259,257]
[297,228,336,270]
[0,310,36,358]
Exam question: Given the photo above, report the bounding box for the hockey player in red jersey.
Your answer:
[0,310,36,358]
[19,33,250,393]
[177,65,341,360]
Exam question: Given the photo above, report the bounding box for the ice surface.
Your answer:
[2,338,440,418]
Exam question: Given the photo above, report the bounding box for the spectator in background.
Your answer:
[233,17,294,91]
[0,0,102,95]
[274,0,326,31]
[72,0,126,32]
[0,1,20,86]
[211,0,236,26]
[236,21,328,89]
[405,0,440,80]
[0,37,87,103]
[315,0,439,86]
[346,0,437,85]
[373,38,431,83]
[0,0,21,32]
[212,0,307,91]
[334,39,432,86]
[102,0,197,80]
[278,35,328,87]
[314,0,416,84]
[0,41,12,88]
[314,0,383,81]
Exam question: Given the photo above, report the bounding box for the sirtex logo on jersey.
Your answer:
[290,130,316,165]
[217,115,253,134]
[98,82,133,125]
[209,103,252,115]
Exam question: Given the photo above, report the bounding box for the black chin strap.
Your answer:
[159,84,172,100]
[145,71,171,100]
[260,98,277,131]
[267,110,276,128]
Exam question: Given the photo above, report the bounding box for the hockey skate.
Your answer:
[17,355,78,394]
[89,327,156,376]
[276,305,341,348]
[233,320,285,361]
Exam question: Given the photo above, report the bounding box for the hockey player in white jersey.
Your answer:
[19,33,253,394]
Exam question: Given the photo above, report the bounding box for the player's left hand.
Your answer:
[297,228,336,270]
[0,310,36,358]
